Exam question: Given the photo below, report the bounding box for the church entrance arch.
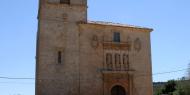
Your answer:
[111,85,126,95]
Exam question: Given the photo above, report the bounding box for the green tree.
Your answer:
[182,80,190,95]
[153,82,165,95]
[173,80,185,95]
[174,79,190,95]
[162,80,177,95]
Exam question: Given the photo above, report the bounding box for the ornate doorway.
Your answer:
[111,85,126,95]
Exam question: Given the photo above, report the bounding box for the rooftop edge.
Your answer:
[78,21,153,32]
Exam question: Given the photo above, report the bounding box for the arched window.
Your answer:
[60,0,70,4]
[106,53,113,70]
[123,54,129,70]
[115,54,121,70]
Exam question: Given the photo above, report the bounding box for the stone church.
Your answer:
[35,0,153,95]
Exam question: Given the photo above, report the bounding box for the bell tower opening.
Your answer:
[111,85,126,95]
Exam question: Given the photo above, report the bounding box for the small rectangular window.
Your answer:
[113,32,120,42]
[60,0,70,4]
[58,51,62,64]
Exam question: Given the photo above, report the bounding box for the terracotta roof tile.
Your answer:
[86,21,153,31]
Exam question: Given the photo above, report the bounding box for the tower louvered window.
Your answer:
[60,0,70,4]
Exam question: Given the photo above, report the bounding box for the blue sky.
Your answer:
[0,0,190,95]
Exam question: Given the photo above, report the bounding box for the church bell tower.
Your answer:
[36,0,87,95]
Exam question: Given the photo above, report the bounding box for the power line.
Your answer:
[0,77,34,80]
[0,82,34,84]
[153,68,189,76]
[0,68,189,80]
[132,67,189,77]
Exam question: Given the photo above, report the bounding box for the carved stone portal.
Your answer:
[103,72,133,95]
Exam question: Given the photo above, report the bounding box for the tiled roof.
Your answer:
[87,21,153,31]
